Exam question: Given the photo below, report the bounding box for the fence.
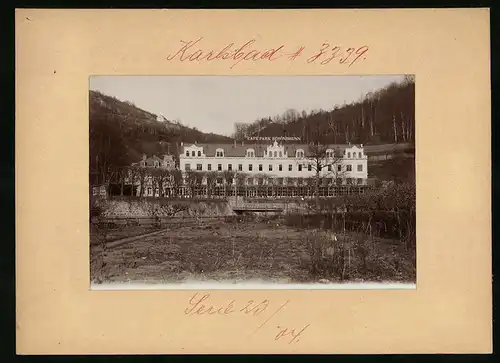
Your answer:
[104,184,375,199]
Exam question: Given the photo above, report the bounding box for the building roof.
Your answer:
[183,143,361,157]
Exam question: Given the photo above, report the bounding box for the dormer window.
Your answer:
[274,151,277,157]
[198,151,201,157]
[326,149,334,158]
[191,151,196,157]
[216,148,224,157]
[246,149,255,157]
[279,151,283,157]
[296,149,304,158]
[348,152,351,158]
[185,151,189,157]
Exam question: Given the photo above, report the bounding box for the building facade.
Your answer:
[123,143,369,198]
[179,140,368,186]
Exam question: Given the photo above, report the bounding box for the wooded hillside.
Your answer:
[233,76,415,145]
[89,90,232,184]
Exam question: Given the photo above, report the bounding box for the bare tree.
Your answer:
[304,141,345,211]
[235,172,248,197]
[151,168,171,198]
[206,171,218,199]
[171,169,183,197]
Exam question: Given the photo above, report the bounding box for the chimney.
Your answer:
[194,141,197,145]
[242,141,244,146]
[360,144,363,148]
[233,140,236,148]
[142,153,147,161]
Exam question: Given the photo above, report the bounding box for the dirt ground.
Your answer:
[90,219,415,284]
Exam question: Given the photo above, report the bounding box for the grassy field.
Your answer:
[90,218,415,285]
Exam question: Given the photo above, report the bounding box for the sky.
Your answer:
[90,75,406,136]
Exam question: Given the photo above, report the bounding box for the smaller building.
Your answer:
[132,154,176,170]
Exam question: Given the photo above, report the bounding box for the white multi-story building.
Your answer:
[179,140,368,186]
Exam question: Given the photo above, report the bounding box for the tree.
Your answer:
[151,168,171,197]
[206,171,218,198]
[171,169,183,197]
[185,170,203,198]
[235,172,248,196]
[305,141,345,211]
[222,170,235,197]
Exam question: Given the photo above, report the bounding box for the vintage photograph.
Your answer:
[89,75,416,288]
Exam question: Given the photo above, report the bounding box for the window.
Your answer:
[216,178,223,184]
[191,151,196,157]
[247,178,253,185]
[185,163,191,171]
[357,164,363,172]
[336,178,342,185]
[296,149,304,158]
[198,151,201,157]
[338,164,342,172]
[246,149,255,157]
[185,151,189,157]
[218,164,222,171]
[358,152,362,158]
[216,148,224,157]
[288,164,292,171]
[308,164,312,171]
[249,164,253,171]
[277,178,284,185]
[269,164,273,171]
[353,152,357,158]
[228,164,232,171]
[238,164,242,171]
[196,164,202,171]
[348,152,351,158]
[207,164,212,171]
[259,164,263,171]
[258,178,264,185]
[279,164,283,171]
[347,178,353,185]
[148,187,152,195]
[298,164,302,171]
[279,151,282,157]
[328,165,332,171]
[347,165,352,172]
[357,178,363,185]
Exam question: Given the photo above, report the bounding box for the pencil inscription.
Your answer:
[184,293,310,343]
